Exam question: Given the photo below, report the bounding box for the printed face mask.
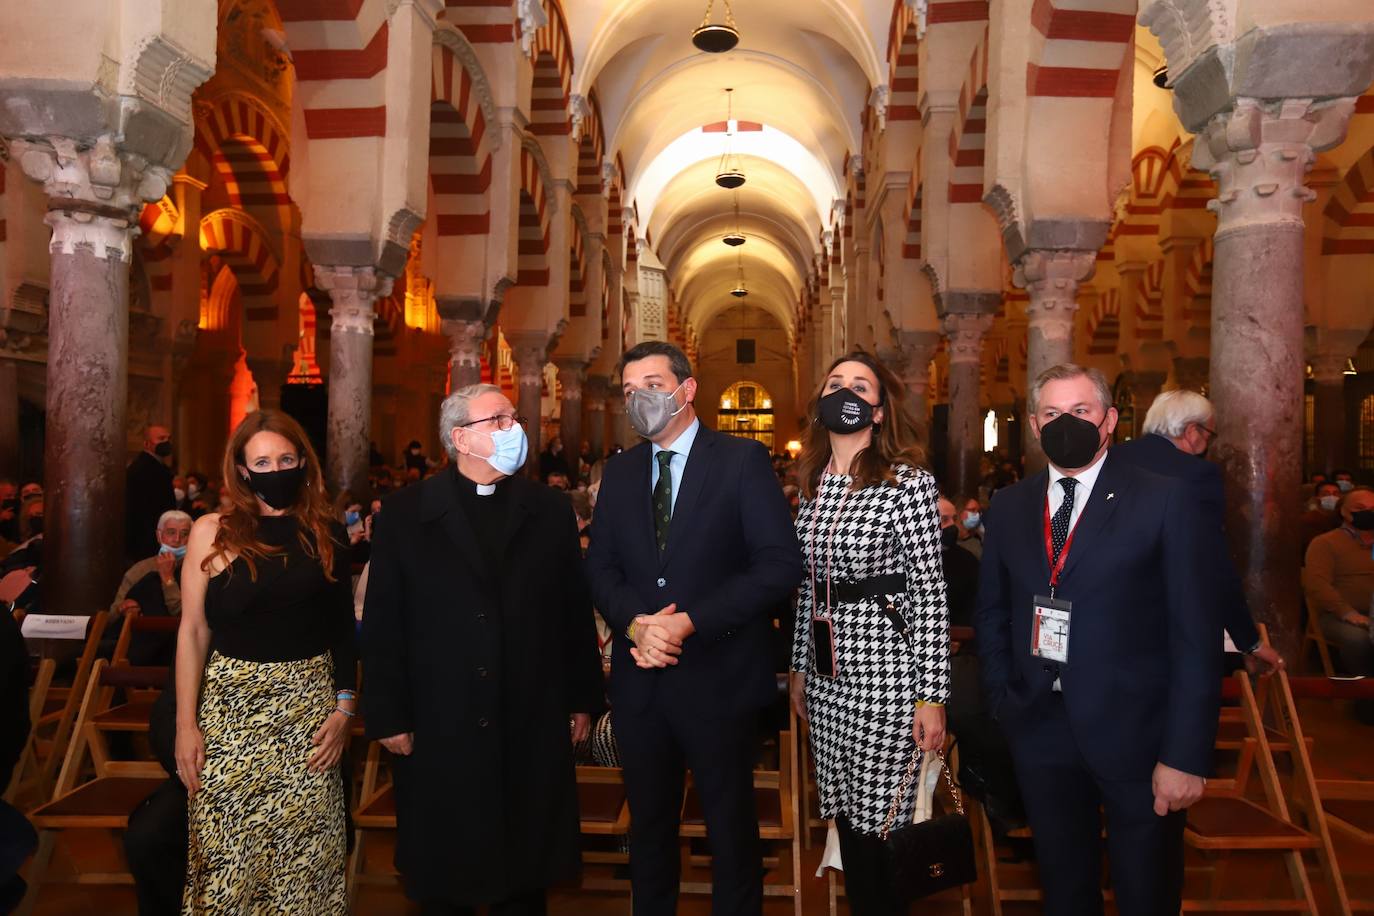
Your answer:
[817,387,876,435]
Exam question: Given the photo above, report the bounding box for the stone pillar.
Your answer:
[583,373,610,460]
[13,135,162,613]
[555,358,587,480]
[0,360,19,480]
[317,265,391,498]
[895,329,941,424]
[438,298,487,392]
[245,357,290,410]
[1310,353,1348,476]
[606,393,631,450]
[1013,248,1096,470]
[1172,356,1210,393]
[1127,369,1168,423]
[942,305,996,498]
[1194,97,1358,656]
[508,332,549,472]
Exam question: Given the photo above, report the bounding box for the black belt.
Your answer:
[826,573,907,603]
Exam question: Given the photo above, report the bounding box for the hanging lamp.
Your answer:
[715,88,746,190]
[731,252,749,297]
[723,191,746,246]
[692,0,739,53]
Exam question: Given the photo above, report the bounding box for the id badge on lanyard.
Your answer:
[808,480,852,679]
[1032,494,1078,666]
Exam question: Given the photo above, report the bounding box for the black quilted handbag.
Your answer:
[878,748,978,901]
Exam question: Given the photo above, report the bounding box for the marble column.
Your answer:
[508,332,549,472]
[438,298,487,392]
[942,305,996,498]
[0,360,19,480]
[1194,97,1358,655]
[606,393,631,450]
[1310,353,1349,476]
[317,265,391,498]
[1172,356,1210,394]
[13,135,159,613]
[245,357,290,410]
[555,358,588,480]
[895,329,941,425]
[583,373,610,460]
[1013,248,1097,470]
[1128,370,1168,423]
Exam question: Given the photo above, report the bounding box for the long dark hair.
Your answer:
[205,409,338,581]
[797,350,927,500]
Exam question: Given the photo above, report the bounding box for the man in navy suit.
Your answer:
[1112,389,1284,674]
[586,341,802,916]
[975,364,1220,916]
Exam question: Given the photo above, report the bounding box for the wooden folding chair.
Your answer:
[347,740,399,903]
[1301,608,1337,678]
[4,657,55,805]
[1181,669,1349,914]
[31,611,110,798]
[17,660,169,916]
[106,608,180,667]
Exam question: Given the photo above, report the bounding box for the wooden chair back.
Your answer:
[3,657,54,804]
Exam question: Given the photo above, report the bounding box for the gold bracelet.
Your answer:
[915,700,945,709]
[626,619,639,643]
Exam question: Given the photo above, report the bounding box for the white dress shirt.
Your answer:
[1046,449,1109,534]
[650,417,700,513]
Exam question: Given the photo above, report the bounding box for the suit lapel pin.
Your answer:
[1106,492,1115,501]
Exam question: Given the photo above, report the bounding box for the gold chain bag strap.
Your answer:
[875,746,977,901]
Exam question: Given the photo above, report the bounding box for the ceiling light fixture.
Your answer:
[731,252,749,298]
[723,191,746,246]
[1345,358,1358,376]
[715,88,746,190]
[692,0,739,53]
[1152,65,1169,89]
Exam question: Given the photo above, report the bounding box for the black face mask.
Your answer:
[27,516,43,536]
[154,441,174,458]
[818,388,876,435]
[1352,509,1374,532]
[1,498,15,512]
[940,524,959,549]
[243,466,306,510]
[1038,413,1106,470]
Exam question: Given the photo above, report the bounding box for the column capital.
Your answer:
[315,265,392,336]
[14,134,172,262]
[942,312,995,365]
[443,318,487,368]
[1194,97,1358,236]
[555,358,589,401]
[584,373,611,409]
[935,290,1000,320]
[1014,249,1096,343]
[1309,352,1350,385]
[507,331,550,387]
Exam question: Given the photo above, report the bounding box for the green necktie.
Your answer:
[654,450,675,553]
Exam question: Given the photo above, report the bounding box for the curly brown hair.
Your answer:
[797,350,927,500]
[205,409,338,582]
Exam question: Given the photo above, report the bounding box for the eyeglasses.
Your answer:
[1199,425,1218,439]
[461,414,526,431]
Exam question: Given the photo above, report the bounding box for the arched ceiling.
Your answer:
[562,0,884,339]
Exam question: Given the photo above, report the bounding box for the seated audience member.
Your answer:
[1334,468,1357,494]
[0,601,36,911]
[110,511,192,618]
[403,439,429,474]
[1301,481,1344,560]
[0,480,18,546]
[546,470,571,491]
[1304,487,1374,676]
[19,482,41,503]
[938,493,981,628]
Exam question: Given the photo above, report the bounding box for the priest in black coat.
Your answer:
[362,383,604,916]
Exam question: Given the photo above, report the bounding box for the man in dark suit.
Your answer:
[975,364,1220,916]
[585,341,803,916]
[1112,389,1284,674]
[363,384,604,916]
[125,425,176,563]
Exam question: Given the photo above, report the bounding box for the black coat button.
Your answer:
[477,717,489,728]
[477,667,488,679]
[477,613,487,622]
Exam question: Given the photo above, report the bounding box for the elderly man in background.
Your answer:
[1112,390,1284,674]
[110,510,192,619]
[1305,487,1374,678]
[363,383,603,916]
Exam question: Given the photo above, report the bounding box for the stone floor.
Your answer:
[21,692,1374,915]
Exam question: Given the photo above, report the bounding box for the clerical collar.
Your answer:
[476,483,496,497]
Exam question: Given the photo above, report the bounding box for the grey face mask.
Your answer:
[627,381,686,439]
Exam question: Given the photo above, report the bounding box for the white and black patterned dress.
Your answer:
[791,463,950,835]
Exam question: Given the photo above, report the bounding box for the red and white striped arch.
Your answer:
[569,216,587,317]
[518,144,552,286]
[1323,146,1374,256]
[904,183,924,260]
[431,42,493,237]
[444,0,516,45]
[576,91,607,196]
[1026,0,1134,99]
[1117,147,1170,239]
[529,0,575,137]
[1182,237,1214,325]
[194,93,291,205]
[888,21,920,123]
[948,26,990,205]
[200,208,282,323]
[137,197,181,299]
[1087,288,1120,356]
[278,0,391,140]
[1134,260,1164,342]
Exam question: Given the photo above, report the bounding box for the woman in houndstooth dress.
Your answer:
[790,351,950,914]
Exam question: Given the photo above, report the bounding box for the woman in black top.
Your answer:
[175,409,354,914]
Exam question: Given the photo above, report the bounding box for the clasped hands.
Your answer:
[630,603,695,669]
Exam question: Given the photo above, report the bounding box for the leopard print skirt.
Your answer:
[183,651,347,915]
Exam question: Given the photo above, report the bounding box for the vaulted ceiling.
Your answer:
[564,0,888,340]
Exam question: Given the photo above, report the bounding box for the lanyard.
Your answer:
[1042,491,1084,597]
[807,470,854,620]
